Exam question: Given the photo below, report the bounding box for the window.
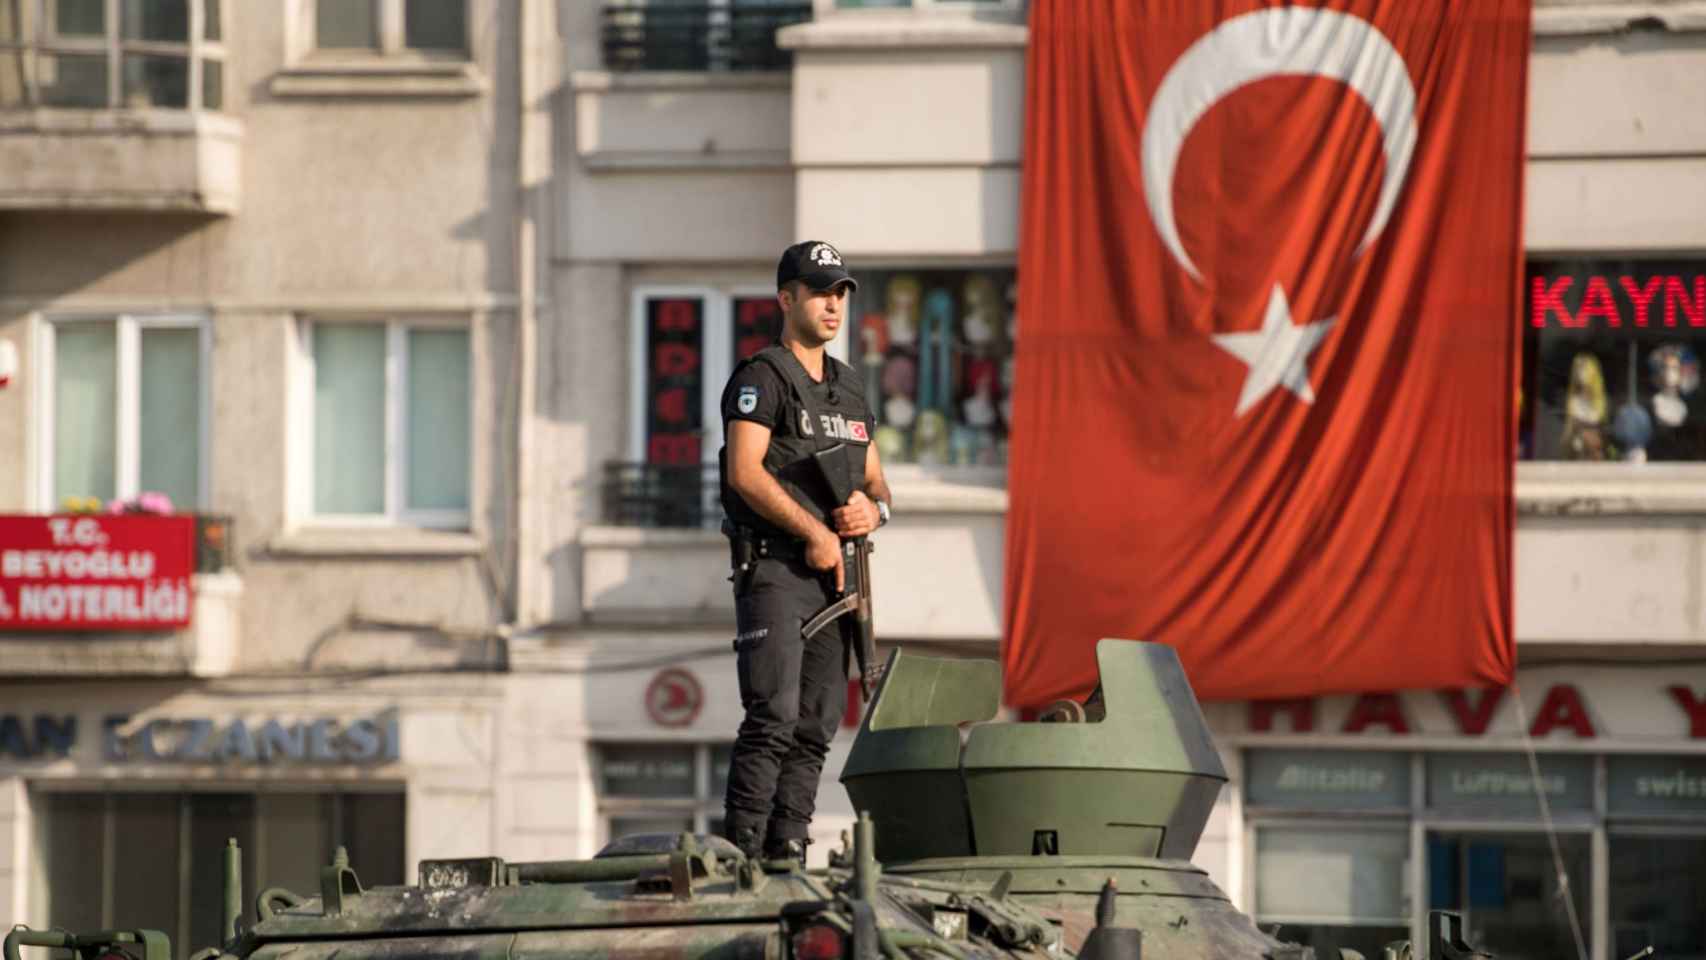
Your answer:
[1524,260,1706,463]
[0,0,227,110]
[1254,826,1412,960]
[32,787,404,953]
[611,287,781,528]
[628,286,785,467]
[1426,831,1591,960]
[600,1,811,72]
[1608,833,1706,960]
[37,314,207,512]
[848,268,1015,468]
[1246,748,1706,960]
[595,742,732,843]
[306,319,470,526]
[313,0,466,57]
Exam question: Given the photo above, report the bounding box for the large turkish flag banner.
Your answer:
[1004,0,1527,704]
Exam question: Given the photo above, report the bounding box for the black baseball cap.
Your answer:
[776,240,858,292]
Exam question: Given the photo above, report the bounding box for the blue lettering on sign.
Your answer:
[0,715,76,759]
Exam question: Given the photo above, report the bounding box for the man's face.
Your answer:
[780,281,851,347]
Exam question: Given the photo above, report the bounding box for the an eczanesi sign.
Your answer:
[0,713,398,764]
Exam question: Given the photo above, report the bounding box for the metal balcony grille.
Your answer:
[601,2,812,72]
[602,462,723,529]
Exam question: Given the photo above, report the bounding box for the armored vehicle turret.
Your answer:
[6,640,1488,960]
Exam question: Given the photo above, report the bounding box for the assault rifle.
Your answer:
[800,443,880,698]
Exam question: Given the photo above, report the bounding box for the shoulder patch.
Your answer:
[737,384,759,415]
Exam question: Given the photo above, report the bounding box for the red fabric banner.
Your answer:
[0,514,196,631]
[1004,0,1527,703]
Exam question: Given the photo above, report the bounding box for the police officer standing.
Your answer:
[718,240,892,864]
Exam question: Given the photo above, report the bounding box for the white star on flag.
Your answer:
[1212,284,1335,416]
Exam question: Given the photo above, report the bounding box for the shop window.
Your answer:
[848,269,1016,468]
[1253,826,1410,959]
[1426,831,1591,960]
[313,0,466,56]
[1608,833,1706,959]
[31,788,404,953]
[595,742,732,843]
[1523,261,1706,463]
[39,315,207,512]
[0,0,227,109]
[305,319,471,527]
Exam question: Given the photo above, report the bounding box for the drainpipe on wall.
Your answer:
[510,0,552,632]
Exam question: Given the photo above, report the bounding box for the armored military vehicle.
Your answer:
[6,640,1487,960]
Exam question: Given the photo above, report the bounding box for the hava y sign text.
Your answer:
[1249,685,1706,738]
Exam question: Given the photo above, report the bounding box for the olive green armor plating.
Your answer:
[6,640,1488,960]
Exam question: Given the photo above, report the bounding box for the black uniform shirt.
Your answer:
[719,348,875,539]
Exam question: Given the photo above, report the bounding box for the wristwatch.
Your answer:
[876,499,891,528]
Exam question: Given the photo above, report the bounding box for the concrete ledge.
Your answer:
[267,527,486,558]
[0,572,243,677]
[0,110,243,214]
[581,149,791,172]
[1517,463,1706,514]
[569,70,791,93]
[779,17,1028,51]
[1535,2,1706,34]
[270,60,486,98]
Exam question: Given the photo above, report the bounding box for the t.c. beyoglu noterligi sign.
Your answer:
[0,515,195,631]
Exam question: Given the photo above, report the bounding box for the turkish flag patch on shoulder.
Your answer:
[849,421,869,443]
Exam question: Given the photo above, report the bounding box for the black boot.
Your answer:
[726,820,764,861]
[763,836,809,867]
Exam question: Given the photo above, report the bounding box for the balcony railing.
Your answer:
[195,513,232,572]
[602,461,723,530]
[600,1,812,72]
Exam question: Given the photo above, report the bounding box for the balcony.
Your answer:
[600,1,812,73]
[0,0,242,213]
[0,513,243,677]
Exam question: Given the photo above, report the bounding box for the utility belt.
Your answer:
[722,518,807,571]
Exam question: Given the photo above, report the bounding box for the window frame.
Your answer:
[0,0,229,110]
[303,0,470,62]
[30,311,211,513]
[297,314,473,530]
[627,283,853,466]
[593,740,731,846]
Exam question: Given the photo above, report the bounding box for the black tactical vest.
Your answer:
[719,345,873,540]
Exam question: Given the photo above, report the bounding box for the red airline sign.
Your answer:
[1249,684,1706,738]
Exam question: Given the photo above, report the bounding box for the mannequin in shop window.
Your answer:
[1646,343,1701,461]
[1561,352,1611,461]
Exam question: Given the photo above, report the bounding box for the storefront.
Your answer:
[0,679,502,949]
[1524,261,1706,464]
[566,641,864,857]
[1215,665,1706,960]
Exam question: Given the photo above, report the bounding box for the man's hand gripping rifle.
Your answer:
[800,443,880,698]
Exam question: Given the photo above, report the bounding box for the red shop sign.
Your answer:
[0,515,196,631]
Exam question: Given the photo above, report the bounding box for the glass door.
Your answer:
[1425,830,1591,960]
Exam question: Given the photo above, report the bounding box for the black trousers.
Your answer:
[723,555,848,845]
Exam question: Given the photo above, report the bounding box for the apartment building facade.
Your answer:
[3,2,1706,959]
